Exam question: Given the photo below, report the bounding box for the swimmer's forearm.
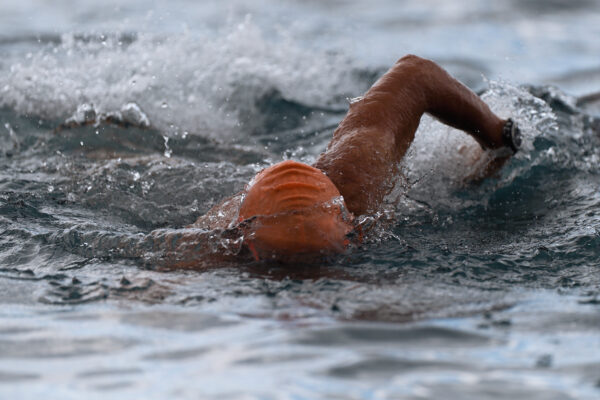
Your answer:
[332,55,507,158]
[388,55,506,150]
[422,65,506,150]
[145,228,241,269]
[315,55,510,215]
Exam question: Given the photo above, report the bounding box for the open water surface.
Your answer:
[1,1,600,399]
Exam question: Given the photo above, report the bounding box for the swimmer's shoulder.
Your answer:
[189,191,245,230]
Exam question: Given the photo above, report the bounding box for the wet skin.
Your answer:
[152,55,515,266]
[195,55,510,229]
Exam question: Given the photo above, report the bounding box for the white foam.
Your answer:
[399,80,557,207]
[0,18,363,139]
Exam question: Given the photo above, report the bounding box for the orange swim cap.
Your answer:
[238,160,353,261]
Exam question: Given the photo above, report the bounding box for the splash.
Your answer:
[397,80,558,211]
[0,19,364,140]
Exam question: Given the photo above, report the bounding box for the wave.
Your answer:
[0,20,368,140]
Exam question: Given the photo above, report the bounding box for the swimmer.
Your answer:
[163,55,522,264]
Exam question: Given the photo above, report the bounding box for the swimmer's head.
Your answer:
[238,160,354,261]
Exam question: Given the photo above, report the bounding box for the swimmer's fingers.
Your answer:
[462,149,511,185]
[462,118,521,184]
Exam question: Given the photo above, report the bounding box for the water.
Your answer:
[1,1,600,399]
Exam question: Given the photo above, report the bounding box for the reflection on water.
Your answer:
[1,0,600,398]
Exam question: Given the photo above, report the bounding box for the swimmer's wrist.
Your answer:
[501,118,522,154]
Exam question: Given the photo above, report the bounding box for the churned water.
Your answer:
[1,1,599,399]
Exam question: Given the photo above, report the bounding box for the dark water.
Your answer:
[1,1,600,399]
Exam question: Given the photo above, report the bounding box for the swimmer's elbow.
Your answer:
[396,54,435,68]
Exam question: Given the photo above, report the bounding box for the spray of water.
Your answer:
[0,18,364,140]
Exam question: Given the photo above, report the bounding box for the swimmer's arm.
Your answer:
[144,227,244,269]
[395,56,519,183]
[408,56,514,181]
[358,55,508,151]
[316,55,513,214]
[141,191,246,269]
[79,228,236,269]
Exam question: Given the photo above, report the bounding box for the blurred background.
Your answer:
[2,0,600,91]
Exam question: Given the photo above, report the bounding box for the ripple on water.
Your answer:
[0,371,40,383]
[0,13,599,398]
[0,336,137,359]
[294,324,495,347]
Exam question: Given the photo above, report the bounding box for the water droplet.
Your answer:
[163,136,172,158]
[348,96,364,104]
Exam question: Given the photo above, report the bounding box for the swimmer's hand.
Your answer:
[462,147,512,184]
[462,119,521,184]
